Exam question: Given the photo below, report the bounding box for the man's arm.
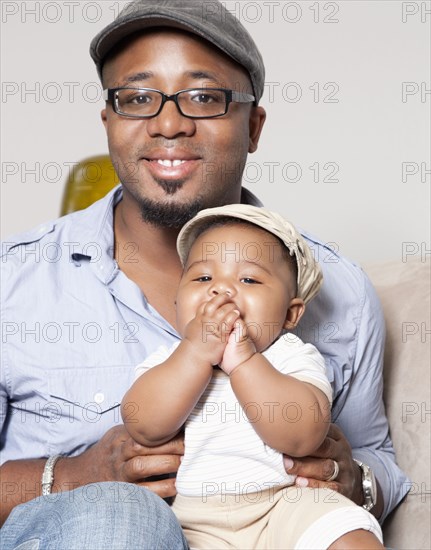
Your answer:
[336,273,408,520]
[0,426,184,526]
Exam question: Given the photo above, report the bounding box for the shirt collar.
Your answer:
[68,185,122,282]
[69,184,262,281]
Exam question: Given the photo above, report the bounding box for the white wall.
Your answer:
[2,0,430,263]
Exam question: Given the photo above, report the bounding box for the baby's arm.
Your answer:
[121,293,240,447]
[225,321,331,457]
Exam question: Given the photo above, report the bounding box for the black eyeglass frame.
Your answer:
[103,87,256,119]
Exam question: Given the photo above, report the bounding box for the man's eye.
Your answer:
[241,277,260,284]
[191,93,214,104]
[125,93,152,105]
[190,91,223,104]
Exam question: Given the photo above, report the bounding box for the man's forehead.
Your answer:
[102,29,251,87]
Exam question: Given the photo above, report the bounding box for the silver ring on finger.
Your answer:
[326,460,339,482]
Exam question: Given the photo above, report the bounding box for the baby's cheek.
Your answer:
[175,305,193,336]
[177,295,204,327]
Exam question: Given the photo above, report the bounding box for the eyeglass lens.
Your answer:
[116,88,228,117]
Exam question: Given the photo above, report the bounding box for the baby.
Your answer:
[122,204,383,549]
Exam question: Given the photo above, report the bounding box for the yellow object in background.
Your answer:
[60,155,119,215]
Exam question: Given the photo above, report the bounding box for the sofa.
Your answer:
[365,258,430,549]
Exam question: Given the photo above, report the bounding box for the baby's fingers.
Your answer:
[202,293,235,316]
[232,317,248,342]
[204,304,240,340]
[219,307,241,336]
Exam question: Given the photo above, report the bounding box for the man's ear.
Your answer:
[101,108,108,131]
[283,298,305,330]
[248,105,266,153]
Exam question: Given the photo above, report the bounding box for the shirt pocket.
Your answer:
[46,365,134,456]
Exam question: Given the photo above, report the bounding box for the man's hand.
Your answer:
[58,425,184,499]
[0,426,185,525]
[283,423,384,519]
[283,424,363,503]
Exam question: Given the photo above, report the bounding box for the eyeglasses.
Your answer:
[103,87,256,119]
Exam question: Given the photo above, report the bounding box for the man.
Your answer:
[1,0,408,548]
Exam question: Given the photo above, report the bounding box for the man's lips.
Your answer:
[141,150,201,180]
[143,148,201,162]
[153,159,187,168]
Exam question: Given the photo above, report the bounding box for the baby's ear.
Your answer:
[283,298,305,330]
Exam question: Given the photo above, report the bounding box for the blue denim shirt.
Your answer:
[0,185,409,521]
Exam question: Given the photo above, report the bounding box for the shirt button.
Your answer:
[94,392,105,404]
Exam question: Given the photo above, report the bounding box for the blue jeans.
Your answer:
[0,482,188,550]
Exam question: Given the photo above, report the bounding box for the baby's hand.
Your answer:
[220,317,257,375]
[183,293,240,367]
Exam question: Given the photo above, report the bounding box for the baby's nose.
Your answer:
[210,281,234,296]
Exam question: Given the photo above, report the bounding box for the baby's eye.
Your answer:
[194,275,212,282]
[240,277,261,285]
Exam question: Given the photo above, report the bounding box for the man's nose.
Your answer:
[146,99,196,139]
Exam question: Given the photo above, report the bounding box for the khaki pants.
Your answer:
[172,486,382,549]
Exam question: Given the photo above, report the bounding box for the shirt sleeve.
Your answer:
[134,341,180,379]
[335,271,410,522]
[0,330,10,446]
[265,334,333,405]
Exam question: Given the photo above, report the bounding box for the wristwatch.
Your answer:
[353,459,377,512]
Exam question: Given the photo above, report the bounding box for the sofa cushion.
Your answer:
[365,259,430,549]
